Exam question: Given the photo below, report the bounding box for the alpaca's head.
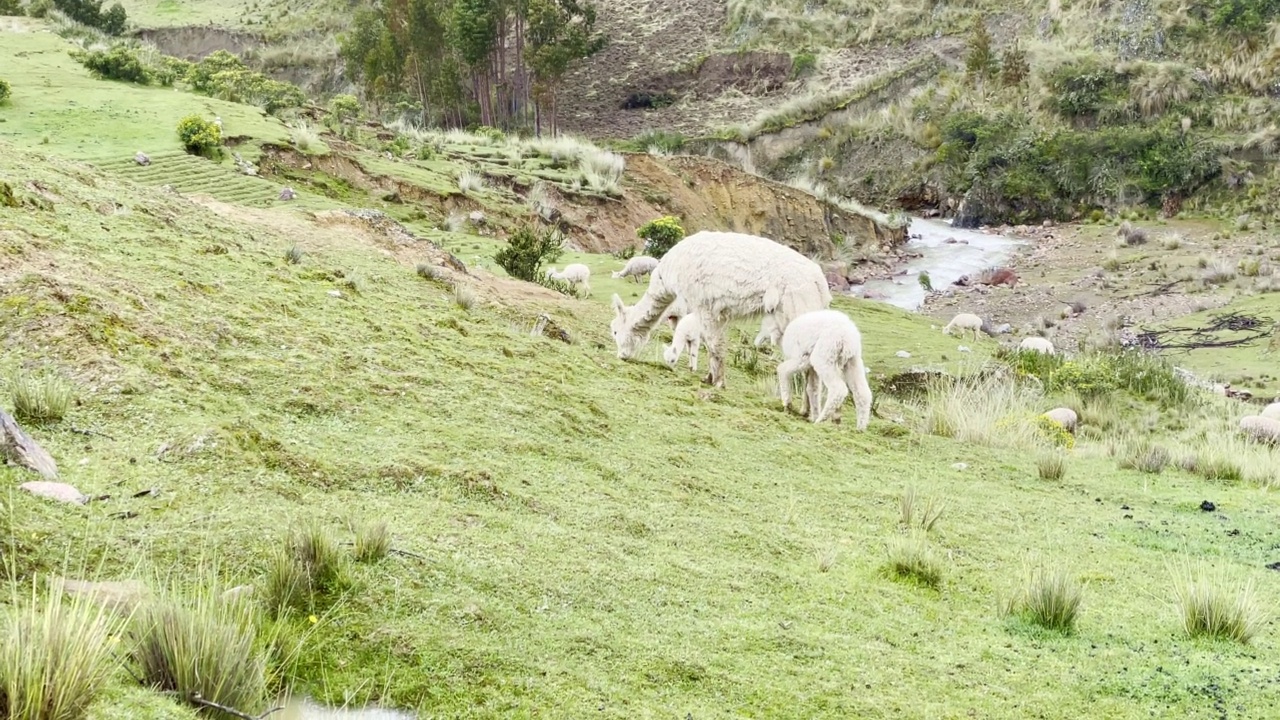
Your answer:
[661,343,679,368]
[610,294,646,360]
[611,270,623,279]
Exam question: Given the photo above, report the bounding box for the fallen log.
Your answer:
[0,409,59,480]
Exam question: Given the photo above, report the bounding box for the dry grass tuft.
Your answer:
[898,485,945,532]
[10,370,73,424]
[883,532,943,589]
[1169,561,1267,644]
[1004,564,1083,633]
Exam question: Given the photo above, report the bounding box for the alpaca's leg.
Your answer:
[688,336,700,372]
[703,321,728,388]
[805,369,822,422]
[582,278,592,297]
[777,357,806,412]
[845,354,874,431]
[812,361,849,424]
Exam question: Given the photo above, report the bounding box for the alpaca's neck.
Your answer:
[629,288,677,338]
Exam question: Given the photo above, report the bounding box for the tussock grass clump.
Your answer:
[1004,565,1083,633]
[416,262,444,282]
[1117,438,1170,474]
[352,520,391,563]
[918,371,1043,449]
[288,120,318,151]
[453,283,477,311]
[1170,563,1266,644]
[898,486,944,532]
[883,532,943,589]
[0,581,121,720]
[457,168,485,193]
[284,245,303,265]
[1116,221,1148,246]
[580,149,625,194]
[130,585,269,718]
[264,522,350,614]
[1037,451,1067,480]
[1202,260,1236,285]
[10,370,72,423]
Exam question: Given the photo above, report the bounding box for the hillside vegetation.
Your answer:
[3,4,1280,720]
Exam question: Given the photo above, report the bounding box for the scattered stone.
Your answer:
[279,187,297,201]
[1200,500,1216,512]
[958,345,971,353]
[59,577,149,613]
[20,481,87,505]
[134,151,150,166]
[468,210,486,226]
[951,462,968,471]
[994,323,1012,334]
[895,350,912,358]
[222,585,255,602]
[327,290,343,298]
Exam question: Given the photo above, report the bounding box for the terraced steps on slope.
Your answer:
[80,151,337,210]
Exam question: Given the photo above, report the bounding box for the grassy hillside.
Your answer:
[5,6,1280,720]
[6,138,1280,718]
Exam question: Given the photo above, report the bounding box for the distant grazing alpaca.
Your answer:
[1240,415,1280,444]
[610,230,831,388]
[611,255,659,283]
[546,263,592,296]
[776,309,873,429]
[942,312,984,342]
[662,312,703,371]
[1019,336,1056,355]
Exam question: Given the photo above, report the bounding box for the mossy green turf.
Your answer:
[1152,293,1280,399]
[4,141,1280,718]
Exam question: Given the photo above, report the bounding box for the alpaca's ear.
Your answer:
[611,294,625,315]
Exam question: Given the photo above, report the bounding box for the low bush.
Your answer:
[53,0,128,35]
[176,114,222,157]
[71,45,150,84]
[1037,451,1067,480]
[494,224,565,282]
[185,50,305,114]
[0,78,10,105]
[637,215,685,259]
[0,0,20,16]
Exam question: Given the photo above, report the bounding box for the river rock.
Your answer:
[20,481,87,505]
[60,577,149,612]
[895,350,912,358]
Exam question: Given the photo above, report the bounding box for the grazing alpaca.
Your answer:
[942,312,984,342]
[1261,402,1280,421]
[776,309,873,429]
[610,231,831,388]
[1019,336,1056,355]
[546,263,592,296]
[662,312,703,371]
[611,255,659,283]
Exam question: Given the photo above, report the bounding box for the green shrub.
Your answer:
[176,114,222,156]
[185,50,304,114]
[1000,42,1030,86]
[72,45,150,84]
[328,93,360,124]
[792,50,817,77]
[27,0,52,17]
[0,78,10,105]
[0,581,121,720]
[964,18,998,82]
[0,0,22,16]
[493,224,565,282]
[52,0,127,35]
[637,215,685,259]
[1044,57,1126,120]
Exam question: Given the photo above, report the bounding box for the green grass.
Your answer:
[1149,293,1280,398]
[0,19,290,160]
[5,140,1280,717]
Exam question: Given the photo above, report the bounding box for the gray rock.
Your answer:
[20,481,87,505]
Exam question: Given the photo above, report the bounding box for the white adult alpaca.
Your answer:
[610,230,831,388]
[611,255,659,283]
[776,309,873,429]
[662,312,703,371]
[1019,336,1056,355]
[546,263,592,296]
[942,312,984,342]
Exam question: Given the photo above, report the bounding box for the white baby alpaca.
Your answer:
[943,313,984,342]
[776,309,873,429]
[1019,336,1056,355]
[662,312,703,371]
